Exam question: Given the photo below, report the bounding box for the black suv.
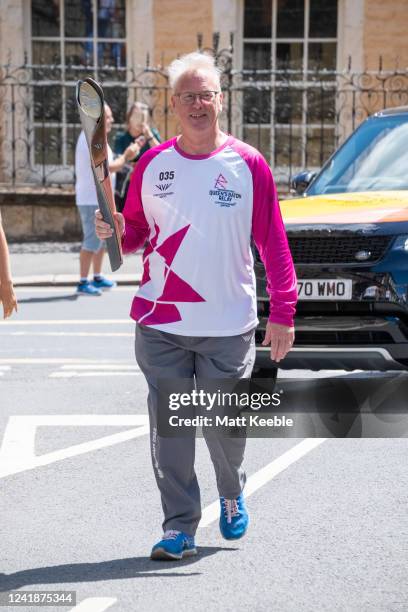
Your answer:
[255,107,408,373]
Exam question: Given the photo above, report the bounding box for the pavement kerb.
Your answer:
[13,274,142,287]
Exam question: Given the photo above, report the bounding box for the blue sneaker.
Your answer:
[150,530,197,561]
[91,276,117,290]
[219,493,249,540]
[77,281,102,296]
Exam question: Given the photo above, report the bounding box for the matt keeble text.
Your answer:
[168,414,293,428]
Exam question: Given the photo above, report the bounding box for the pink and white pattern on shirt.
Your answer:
[131,222,205,325]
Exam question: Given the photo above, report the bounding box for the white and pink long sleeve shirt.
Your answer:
[122,135,297,336]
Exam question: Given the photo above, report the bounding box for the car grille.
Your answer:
[255,329,393,345]
[289,330,393,345]
[285,234,393,264]
[257,295,408,324]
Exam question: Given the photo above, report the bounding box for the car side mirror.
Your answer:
[291,171,316,195]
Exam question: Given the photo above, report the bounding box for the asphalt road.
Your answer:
[1,286,408,612]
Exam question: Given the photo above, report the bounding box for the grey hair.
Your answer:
[167,51,222,91]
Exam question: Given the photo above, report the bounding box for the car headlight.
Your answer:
[393,235,408,252]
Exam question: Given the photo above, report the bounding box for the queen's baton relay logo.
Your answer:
[209,173,242,208]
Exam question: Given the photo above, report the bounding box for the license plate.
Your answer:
[297,279,352,300]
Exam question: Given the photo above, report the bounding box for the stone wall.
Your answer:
[0,189,81,242]
[0,180,291,242]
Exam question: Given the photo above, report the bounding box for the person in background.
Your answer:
[0,214,17,318]
[114,101,161,161]
[113,102,162,212]
[75,103,140,296]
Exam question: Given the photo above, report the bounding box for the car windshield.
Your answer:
[307,114,408,195]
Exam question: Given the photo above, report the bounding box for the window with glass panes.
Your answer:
[31,0,126,175]
[242,0,337,179]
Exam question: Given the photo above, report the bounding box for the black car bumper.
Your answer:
[255,262,408,371]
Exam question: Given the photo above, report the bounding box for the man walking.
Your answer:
[95,52,297,559]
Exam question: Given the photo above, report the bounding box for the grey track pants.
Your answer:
[134,323,256,536]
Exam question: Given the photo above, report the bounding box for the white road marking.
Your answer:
[0,366,11,370]
[0,319,131,325]
[50,364,141,378]
[198,438,327,528]
[69,598,117,611]
[0,358,134,365]
[16,286,135,292]
[6,331,134,337]
[0,415,149,479]
[50,371,142,378]
[61,365,140,370]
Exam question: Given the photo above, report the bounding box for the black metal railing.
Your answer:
[1,39,407,189]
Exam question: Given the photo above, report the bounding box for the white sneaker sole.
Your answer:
[150,547,197,561]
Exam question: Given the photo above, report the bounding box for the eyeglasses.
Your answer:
[175,91,220,105]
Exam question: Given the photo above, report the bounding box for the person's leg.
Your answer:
[77,206,114,291]
[77,206,102,273]
[79,249,94,279]
[92,247,105,276]
[91,245,116,288]
[89,210,116,288]
[77,206,102,295]
[195,329,256,499]
[135,324,201,536]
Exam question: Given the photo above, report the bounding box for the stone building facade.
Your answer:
[2,1,407,78]
[0,0,407,240]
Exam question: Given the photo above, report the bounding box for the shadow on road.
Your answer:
[0,547,237,589]
[245,372,408,438]
[16,294,79,304]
